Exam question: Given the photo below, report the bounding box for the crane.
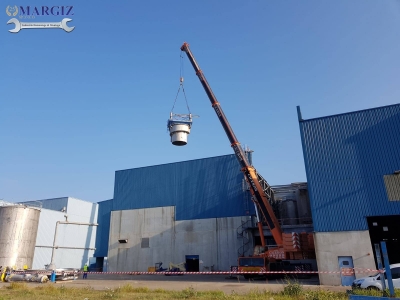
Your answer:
[180,42,286,261]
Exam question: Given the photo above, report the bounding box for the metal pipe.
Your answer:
[57,221,99,226]
[254,203,266,247]
[49,220,98,269]
[49,221,60,269]
[36,245,96,250]
[6,273,49,283]
[254,203,261,222]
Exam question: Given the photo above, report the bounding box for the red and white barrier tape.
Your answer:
[11,269,380,275]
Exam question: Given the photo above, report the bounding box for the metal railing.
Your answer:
[237,219,252,257]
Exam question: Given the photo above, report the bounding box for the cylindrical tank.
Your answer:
[281,199,299,225]
[169,123,191,146]
[0,206,40,269]
[296,188,312,224]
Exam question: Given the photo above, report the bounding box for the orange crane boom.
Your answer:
[180,42,283,248]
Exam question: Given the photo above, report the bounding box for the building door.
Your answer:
[185,255,199,272]
[338,256,355,286]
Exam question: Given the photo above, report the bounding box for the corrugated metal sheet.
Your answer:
[67,197,98,223]
[33,204,98,269]
[384,174,400,201]
[20,197,68,212]
[298,103,400,232]
[17,197,99,268]
[113,154,254,220]
[32,208,65,269]
[94,199,113,257]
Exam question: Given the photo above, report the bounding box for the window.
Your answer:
[382,269,400,280]
[384,175,400,201]
[141,237,149,248]
[390,267,400,279]
[343,261,349,266]
[238,258,265,267]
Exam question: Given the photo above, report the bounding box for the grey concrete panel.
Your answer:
[314,231,375,286]
[108,207,245,272]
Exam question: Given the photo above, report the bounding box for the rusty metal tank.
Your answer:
[281,199,299,225]
[0,205,40,269]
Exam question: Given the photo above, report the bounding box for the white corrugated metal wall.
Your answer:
[31,197,98,269]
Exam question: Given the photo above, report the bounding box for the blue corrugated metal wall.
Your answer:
[94,199,113,257]
[298,104,400,232]
[113,154,253,220]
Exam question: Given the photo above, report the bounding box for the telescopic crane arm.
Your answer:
[180,42,283,247]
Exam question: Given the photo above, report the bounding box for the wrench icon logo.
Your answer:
[7,18,75,33]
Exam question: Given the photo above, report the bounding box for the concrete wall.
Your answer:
[107,206,245,272]
[314,231,376,285]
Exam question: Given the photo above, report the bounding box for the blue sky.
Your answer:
[1,1,399,202]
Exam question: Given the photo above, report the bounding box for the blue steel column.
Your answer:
[374,243,387,292]
[381,241,395,297]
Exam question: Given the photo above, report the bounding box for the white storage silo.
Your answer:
[0,205,40,269]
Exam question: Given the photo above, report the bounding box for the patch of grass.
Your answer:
[201,290,226,298]
[170,287,230,299]
[303,289,347,300]
[173,286,198,299]
[102,287,120,299]
[3,280,400,300]
[7,282,28,290]
[154,288,169,293]
[282,276,303,297]
[119,284,150,293]
[351,287,382,297]
[351,287,400,298]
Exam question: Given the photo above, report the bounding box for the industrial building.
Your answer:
[91,154,315,273]
[0,157,314,274]
[1,103,399,287]
[0,198,98,271]
[92,102,399,285]
[297,103,400,286]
